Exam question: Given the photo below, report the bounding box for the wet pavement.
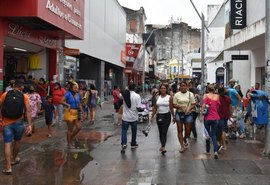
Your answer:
[0,99,269,185]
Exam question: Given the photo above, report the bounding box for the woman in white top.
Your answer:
[151,84,175,155]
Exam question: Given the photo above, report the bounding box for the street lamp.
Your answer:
[142,27,165,95]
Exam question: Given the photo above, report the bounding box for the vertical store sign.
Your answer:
[125,43,142,63]
[230,0,247,29]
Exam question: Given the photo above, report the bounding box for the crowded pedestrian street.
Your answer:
[0,99,268,185]
[1,0,270,184]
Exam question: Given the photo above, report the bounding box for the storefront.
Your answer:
[0,0,84,91]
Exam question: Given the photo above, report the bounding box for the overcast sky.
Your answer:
[118,0,224,28]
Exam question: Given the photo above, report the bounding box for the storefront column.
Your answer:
[57,47,65,85]
[0,19,4,92]
[99,61,105,101]
[49,49,57,81]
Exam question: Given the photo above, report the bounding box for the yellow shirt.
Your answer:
[173,91,195,112]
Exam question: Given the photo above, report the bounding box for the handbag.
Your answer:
[177,92,191,122]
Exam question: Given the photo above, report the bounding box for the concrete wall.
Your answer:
[65,0,126,68]
[206,27,225,53]
[247,0,265,26]
[207,5,222,26]
[206,62,224,84]
[224,50,251,93]
[250,47,265,87]
[153,23,200,61]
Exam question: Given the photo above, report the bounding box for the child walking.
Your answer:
[43,96,56,137]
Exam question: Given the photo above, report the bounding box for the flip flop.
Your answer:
[161,150,167,155]
[2,169,12,175]
[11,158,20,166]
[68,145,76,149]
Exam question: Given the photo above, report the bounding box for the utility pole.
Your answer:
[189,0,210,95]
[201,13,205,94]
[264,0,270,156]
[181,49,184,81]
[171,24,173,82]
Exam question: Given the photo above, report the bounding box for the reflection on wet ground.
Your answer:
[0,131,112,185]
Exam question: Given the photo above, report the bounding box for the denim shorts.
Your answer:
[175,111,193,123]
[3,119,24,143]
[218,119,228,132]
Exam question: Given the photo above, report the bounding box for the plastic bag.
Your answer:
[203,127,210,140]
[142,121,152,137]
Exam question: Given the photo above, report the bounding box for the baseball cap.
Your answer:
[229,79,236,83]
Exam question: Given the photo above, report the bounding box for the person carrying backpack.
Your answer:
[0,81,32,175]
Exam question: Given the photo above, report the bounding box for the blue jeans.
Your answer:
[239,118,245,134]
[3,119,24,143]
[121,120,137,146]
[204,120,219,153]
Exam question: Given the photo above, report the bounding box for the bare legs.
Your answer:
[66,120,82,148]
[176,122,192,152]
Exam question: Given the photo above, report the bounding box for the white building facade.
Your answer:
[65,0,126,100]
[205,0,266,94]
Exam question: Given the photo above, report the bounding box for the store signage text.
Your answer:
[8,23,58,48]
[46,0,82,30]
[230,0,246,29]
[8,23,31,40]
[126,43,142,63]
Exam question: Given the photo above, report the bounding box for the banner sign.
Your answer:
[64,47,80,56]
[125,43,142,62]
[230,0,247,29]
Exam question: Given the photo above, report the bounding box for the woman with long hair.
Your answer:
[62,83,83,149]
[37,78,48,108]
[200,84,221,159]
[88,84,99,124]
[218,87,232,150]
[173,81,196,153]
[151,84,175,155]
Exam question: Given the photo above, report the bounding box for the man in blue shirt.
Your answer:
[227,79,245,138]
[228,79,241,110]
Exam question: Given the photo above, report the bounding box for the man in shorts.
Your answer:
[0,81,32,175]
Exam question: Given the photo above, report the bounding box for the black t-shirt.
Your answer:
[43,103,55,120]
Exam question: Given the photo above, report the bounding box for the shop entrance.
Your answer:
[3,37,46,88]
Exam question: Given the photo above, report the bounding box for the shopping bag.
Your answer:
[142,121,152,137]
[203,127,210,140]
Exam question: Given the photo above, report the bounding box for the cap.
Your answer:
[229,79,236,83]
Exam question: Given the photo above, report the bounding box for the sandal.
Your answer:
[179,147,185,153]
[68,145,76,149]
[11,158,20,166]
[161,150,167,155]
[2,169,12,175]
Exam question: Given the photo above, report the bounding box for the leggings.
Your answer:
[156,112,171,147]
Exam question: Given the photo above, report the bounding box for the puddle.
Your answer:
[0,131,112,185]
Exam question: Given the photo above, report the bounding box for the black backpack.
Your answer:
[1,90,25,119]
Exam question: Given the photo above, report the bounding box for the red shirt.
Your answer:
[113,90,120,103]
[218,95,232,120]
[203,97,221,121]
[52,88,66,105]
[37,83,48,98]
